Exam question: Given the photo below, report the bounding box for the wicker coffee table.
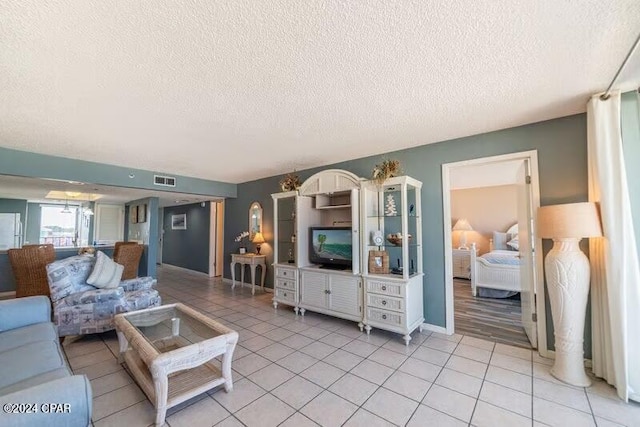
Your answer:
[115,303,238,426]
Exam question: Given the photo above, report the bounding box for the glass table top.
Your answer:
[122,304,226,353]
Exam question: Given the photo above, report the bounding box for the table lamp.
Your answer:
[453,219,473,250]
[537,202,602,386]
[252,232,265,255]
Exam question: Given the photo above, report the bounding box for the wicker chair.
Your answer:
[113,242,144,280]
[8,244,56,298]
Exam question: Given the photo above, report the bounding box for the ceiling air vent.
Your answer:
[154,175,176,187]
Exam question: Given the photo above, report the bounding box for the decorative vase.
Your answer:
[545,238,591,386]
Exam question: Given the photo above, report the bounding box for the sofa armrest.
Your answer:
[0,375,92,427]
[0,296,51,332]
[119,276,156,292]
[56,287,125,307]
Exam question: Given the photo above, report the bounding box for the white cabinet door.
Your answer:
[300,271,327,309]
[328,275,361,317]
[94,204,124,244]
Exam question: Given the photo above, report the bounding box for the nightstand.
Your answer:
[452,248,477,279]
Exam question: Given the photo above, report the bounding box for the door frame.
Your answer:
[441,150,548,355]
[209,200,225,277]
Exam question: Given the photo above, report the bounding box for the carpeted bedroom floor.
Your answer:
[454,279,531,349]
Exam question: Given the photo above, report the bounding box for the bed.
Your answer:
[469,224,522,297]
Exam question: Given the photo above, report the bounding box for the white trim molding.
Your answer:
[0,291,16,299]
[221,278,273,293]
[441,150,548,356]
[420,322,448,334]
[161,263,211,277]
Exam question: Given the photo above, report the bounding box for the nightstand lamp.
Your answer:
[537,202,602,386]
[252,232,265,255]
[453,219,473,250]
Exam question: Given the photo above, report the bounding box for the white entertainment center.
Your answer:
[272,169,424,345]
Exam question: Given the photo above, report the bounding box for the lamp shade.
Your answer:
[452,219,473,232]
[252,232,265,244]
[537,202,602,239]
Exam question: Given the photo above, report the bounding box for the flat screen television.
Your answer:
[309,227,352,269]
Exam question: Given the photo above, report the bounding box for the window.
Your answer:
[40,205,80,247]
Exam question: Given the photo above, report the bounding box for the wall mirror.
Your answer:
[249,202,263,240]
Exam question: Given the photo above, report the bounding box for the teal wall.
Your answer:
[0,198,28,226]
[0,147,237,198]
[25,202,41,245]
[621,90,640,266]
[224,114,589,353]
[162,202,211,273]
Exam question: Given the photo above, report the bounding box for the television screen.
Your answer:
[309,227,353,267]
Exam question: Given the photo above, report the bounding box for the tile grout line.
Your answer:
[81,275,619,427]
[467,343,495,427]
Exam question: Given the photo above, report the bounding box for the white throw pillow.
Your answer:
[507,236,520,251]
[87,251,124,289]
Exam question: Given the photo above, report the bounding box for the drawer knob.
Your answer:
[382,314,387,320]
[284,292,287,297]
[382,300,387,305]
[283,272,287,276]
[382,285,387,291]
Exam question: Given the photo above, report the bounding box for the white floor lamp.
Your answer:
[537,202,602,386]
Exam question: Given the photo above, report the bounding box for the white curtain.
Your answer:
[587,91,640,403]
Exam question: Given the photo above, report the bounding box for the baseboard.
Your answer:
[221,278,273,293]
[0,291,16,299]
[421,322,448,334]
[161,263,210,277]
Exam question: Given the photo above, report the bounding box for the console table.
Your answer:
[231,254,266,295]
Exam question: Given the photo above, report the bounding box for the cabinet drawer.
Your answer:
[276,278,296,291]
[275,288,297,304]
[367,307,405,327]
[366,280,402,297]
[275,266,297,280]
[367,294,404,312]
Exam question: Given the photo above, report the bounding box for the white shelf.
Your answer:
[315,204,351,210]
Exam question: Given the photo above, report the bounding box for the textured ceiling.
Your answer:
[1,1,639,184]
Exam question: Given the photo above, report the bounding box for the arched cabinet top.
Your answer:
[298,169,362,196]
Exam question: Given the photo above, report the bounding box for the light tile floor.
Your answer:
[63,266,640,426]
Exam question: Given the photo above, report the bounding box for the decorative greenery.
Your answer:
[279,172,301,192]
[372,159,401,185]
[234,231,250,243]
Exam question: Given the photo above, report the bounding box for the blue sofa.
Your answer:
[0,296,92,426]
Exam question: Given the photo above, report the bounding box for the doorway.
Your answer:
[442,151,547,353]
[209,201,224,277]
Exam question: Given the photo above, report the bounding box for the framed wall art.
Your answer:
[137,204,147,223]
[171,213,187,230]
[129,205,138,223]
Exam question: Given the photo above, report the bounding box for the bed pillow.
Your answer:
[507,235,520,251]
[492,232,509,250]
[87,251,124,289]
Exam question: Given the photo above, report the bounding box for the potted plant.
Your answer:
[235,231,250,254]
[279,172,301,192]
[372,159,401,185]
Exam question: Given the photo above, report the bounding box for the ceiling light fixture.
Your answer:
[61,199,72,214]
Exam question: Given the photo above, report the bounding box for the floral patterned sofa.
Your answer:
[46,255,162,337]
